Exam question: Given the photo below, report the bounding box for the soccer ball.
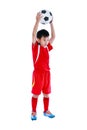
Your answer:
[40,9,53,24]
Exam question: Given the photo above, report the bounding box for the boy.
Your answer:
[31,12,55,120]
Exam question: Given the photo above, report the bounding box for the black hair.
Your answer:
[37,29,49,39]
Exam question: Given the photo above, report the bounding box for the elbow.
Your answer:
[53,34,56,40]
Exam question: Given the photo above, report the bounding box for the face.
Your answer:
[38,36,49,47]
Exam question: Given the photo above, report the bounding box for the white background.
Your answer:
[0,0,87,129]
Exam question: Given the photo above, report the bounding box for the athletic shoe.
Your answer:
[43,110,55,118]
[31,112,37,120]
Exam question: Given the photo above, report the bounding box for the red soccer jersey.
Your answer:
[32,41,53,71]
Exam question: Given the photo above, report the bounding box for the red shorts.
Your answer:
[31,69,51,95]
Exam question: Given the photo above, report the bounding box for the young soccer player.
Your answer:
[31,12,55,120]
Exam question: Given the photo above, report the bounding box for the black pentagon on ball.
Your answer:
[41,10,46,14]
[44,16,49,21]
[42,22,45,24]
[49,12,52,16]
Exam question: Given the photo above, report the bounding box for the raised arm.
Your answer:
[49,22,55,44]
[32,12,42,44]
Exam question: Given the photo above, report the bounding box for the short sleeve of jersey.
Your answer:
[47,43,53,51]
[32,41,37,47]
[32,41,38,63]
[32,41,38,52]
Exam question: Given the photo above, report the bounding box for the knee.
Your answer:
[32,94,39,98]
[43,93,49,98]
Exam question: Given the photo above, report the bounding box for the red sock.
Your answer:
[43,97,49,112]
[31,97,38,112]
